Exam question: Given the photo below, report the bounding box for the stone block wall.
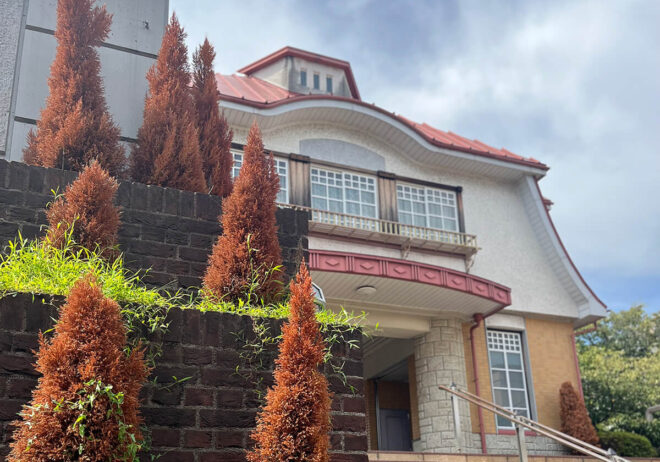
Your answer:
[0,294,368,461]
[0,159,308,287]
[413,318,480,454]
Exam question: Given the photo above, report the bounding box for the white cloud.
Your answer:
[368,0,660,276]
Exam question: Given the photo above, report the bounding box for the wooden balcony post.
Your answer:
[377,171,398,222]
[289,153,311,207]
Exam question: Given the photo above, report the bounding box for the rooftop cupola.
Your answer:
[237,46,361,100]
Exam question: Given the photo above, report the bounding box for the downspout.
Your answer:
[470,313,487,454]
[570,332,584,398]
[470,303,510,454]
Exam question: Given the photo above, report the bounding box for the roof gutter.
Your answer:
[219,95,549,172]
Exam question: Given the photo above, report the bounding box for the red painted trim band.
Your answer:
[308,249,512,306]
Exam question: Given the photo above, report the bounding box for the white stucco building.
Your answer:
[217,46,607,457]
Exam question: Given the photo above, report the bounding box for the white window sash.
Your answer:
[310,166,378,219]
[486,330,532,429]
[396,183,459,232]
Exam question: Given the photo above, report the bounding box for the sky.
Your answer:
[170,0,660,313]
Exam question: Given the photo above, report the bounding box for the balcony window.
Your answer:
[274,158,288,203]
[326,76,333,93]
[231,151,243,179]
[300,69,307,87]
[311,167,377,218]
[313,72,320,90]
[232,151,288,203]
[397,184,458,232]
[487,330,531,429]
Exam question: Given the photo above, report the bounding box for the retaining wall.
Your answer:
[0,294,368,461]
[0,159,308,287]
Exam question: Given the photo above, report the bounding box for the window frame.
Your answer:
[396,182,460,232]
[310,165,378,219]
[231,150,289,204]
[486,329,533,430]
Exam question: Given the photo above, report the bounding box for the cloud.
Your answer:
[170,0,660,304]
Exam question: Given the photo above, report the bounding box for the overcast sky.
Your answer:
[171,0,660,313]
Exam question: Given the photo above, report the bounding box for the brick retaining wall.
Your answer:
[0,294,368,461]
[0,159,308,287]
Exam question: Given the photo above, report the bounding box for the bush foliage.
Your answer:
[23,0,125,176]
[45,160,120,255]
[129,13,205,192]
[598,430,657,457]
[203,122,283,304]
[8,276,147,461]
[248,262,331,462]
[559,381,600,447]
[192,38,233,197]
[600,414,660,450]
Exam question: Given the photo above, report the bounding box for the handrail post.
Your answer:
[450,383,463,452]
[515,417,528,462]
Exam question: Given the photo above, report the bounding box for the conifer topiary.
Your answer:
[203,122,283,303]
[560,381,600,447]
[192,38,233,197]
[23,0,125,176]
[247,262,332,462]
[129,13,206,192]
[8,276,147,461]
[45,160,120,254]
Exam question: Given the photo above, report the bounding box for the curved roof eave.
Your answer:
[218,93,550,174]
[519,177,607,325]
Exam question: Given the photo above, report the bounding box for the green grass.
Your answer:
[0,234,364,329]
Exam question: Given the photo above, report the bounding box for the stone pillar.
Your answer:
[413,318,479,453]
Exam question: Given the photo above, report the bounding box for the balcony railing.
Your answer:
[284,205,479,256]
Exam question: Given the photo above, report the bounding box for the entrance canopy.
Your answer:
[309,250,511,337]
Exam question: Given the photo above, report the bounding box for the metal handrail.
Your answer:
[284,204,479,249]
[439,384,628,462]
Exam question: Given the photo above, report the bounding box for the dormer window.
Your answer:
[300,69,307,87]
[326,76,333,93]
[313,72,320,90]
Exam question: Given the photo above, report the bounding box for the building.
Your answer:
[216,47,606,456]
[1,1,606,455]
[0,0,169,161]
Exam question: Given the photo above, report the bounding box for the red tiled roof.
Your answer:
[215,73,548,170]
[216,74,298,104]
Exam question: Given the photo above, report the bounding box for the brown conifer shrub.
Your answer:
[247,262,332,462]
[129,13,206,192]
[23,0,125,177]
[8,276,147,461]
[192,38,233,197]
[45,160,120,254]
[203,122,283,303]
[560,381,600,447]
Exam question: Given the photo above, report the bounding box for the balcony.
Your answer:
[287,205,479,256]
